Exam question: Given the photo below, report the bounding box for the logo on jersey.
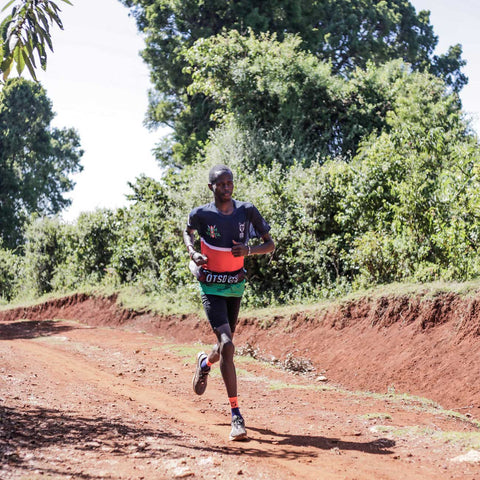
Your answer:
[207,225,220,239]
[239,222,245,240]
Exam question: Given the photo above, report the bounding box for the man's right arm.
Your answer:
[183,226,208,265]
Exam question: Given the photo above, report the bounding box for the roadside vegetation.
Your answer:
[1,1,479,311]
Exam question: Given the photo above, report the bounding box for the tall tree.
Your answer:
[120,0,466,167]
[184,31,347,164]
[0,0,72,81]
[0,78,83,248]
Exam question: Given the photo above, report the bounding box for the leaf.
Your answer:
[14,44,24,74]
[44,31,53,51]
[1,55,13,80]
[1,0,72,80]
[22,49,38,80]
[1,0,16,14]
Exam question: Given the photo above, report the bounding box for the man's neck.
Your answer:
[215,199,234,215]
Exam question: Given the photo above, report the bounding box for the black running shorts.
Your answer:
[201,294,242,333]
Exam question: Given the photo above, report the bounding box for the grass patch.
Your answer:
[360,412,392,421]
[152,342,207,359]
[371,425,480,449]
[268,380,335,392]
[0,289,91,311]
[113,285,203,316]
[346,279,480,302]
[262,378,480,429]
[3,278,480,318]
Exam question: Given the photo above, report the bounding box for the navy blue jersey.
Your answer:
[187,200,270,273]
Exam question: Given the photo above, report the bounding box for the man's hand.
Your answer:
[232,240,248,257]
[192,251,208,266]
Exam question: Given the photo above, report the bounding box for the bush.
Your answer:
[0,248,22,302]
[21,216,68,297]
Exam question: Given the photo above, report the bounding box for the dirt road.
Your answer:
[1,295,480,479]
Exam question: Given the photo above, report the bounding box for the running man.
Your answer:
[183,164,275,441]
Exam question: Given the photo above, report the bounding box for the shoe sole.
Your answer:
[229,431,248,441]
[192,352,208,395]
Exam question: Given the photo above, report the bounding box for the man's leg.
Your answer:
[193,294,229,395]
[194,295,246,440]
[206,295,241,369]
[214,323,237,398]
[207,343,220,365]
[214,322,246,440]
[216,298,246,440]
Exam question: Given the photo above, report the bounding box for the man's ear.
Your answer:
[208,183,214,192]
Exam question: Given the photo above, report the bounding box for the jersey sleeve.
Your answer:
[248,204,271,239]
[187,207,199,231]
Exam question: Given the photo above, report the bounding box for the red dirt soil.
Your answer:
[1,291,480,479]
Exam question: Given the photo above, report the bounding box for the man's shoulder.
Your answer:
[190,202,215,215]
[234,200,255,211]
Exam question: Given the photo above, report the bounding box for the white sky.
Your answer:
[26,0,480,221]
[410,0,480,130]
[35,0,167,222]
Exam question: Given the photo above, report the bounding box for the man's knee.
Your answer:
[220,338,235,359]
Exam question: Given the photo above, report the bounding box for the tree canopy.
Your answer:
[0,0,478,308]
[120,0,467,167]
[184,31,467,167]
[0,78,83,248]
[0,0,72,81]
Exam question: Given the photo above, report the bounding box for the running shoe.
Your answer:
[192,351,209,395]
[229,415,247,441]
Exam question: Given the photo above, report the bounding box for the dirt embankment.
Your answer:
[2,291,480,480]
[2,290,479,411]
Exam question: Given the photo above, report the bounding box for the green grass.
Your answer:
[360,412,392,421]
[0,288,91,311]
[4,278,480,318]
[371,425,480,449]
[268,380,335,392]
[152,342,207,359]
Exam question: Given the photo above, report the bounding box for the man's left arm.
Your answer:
[232,233,275,257]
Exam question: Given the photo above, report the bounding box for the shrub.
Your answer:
[0,247,22,302]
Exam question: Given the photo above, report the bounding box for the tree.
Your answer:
[185,30,347,164]
[301,0,466,89]
[0,0,72,81]
[120,0,466,167]
[336,64,478,284]
[0,78,83,248]
[186,33,459,166]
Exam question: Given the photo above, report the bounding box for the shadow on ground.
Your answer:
[184,423,395,461]
[0,320,77,340]
[0,404,180,478]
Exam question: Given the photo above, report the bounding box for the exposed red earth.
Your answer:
[1,292,480,479]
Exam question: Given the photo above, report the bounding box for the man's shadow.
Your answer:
[205,424,395,460]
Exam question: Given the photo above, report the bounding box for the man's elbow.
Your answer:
[268,239,275,253]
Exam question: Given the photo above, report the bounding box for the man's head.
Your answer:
[208,165,234,203]
[208,164,233,185]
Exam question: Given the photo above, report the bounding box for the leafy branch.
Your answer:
[0,0,72,81]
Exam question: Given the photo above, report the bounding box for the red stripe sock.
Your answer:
[229,397,241,417]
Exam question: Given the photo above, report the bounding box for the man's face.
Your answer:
[210,171,234,202]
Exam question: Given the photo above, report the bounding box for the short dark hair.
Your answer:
[208,164,233,184]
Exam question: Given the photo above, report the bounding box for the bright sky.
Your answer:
[410,0,480,130]
[35,0,167,222]
[30,0,480,222]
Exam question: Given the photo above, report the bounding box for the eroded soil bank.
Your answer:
[2,290,479,411]
[1,292,480,479]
